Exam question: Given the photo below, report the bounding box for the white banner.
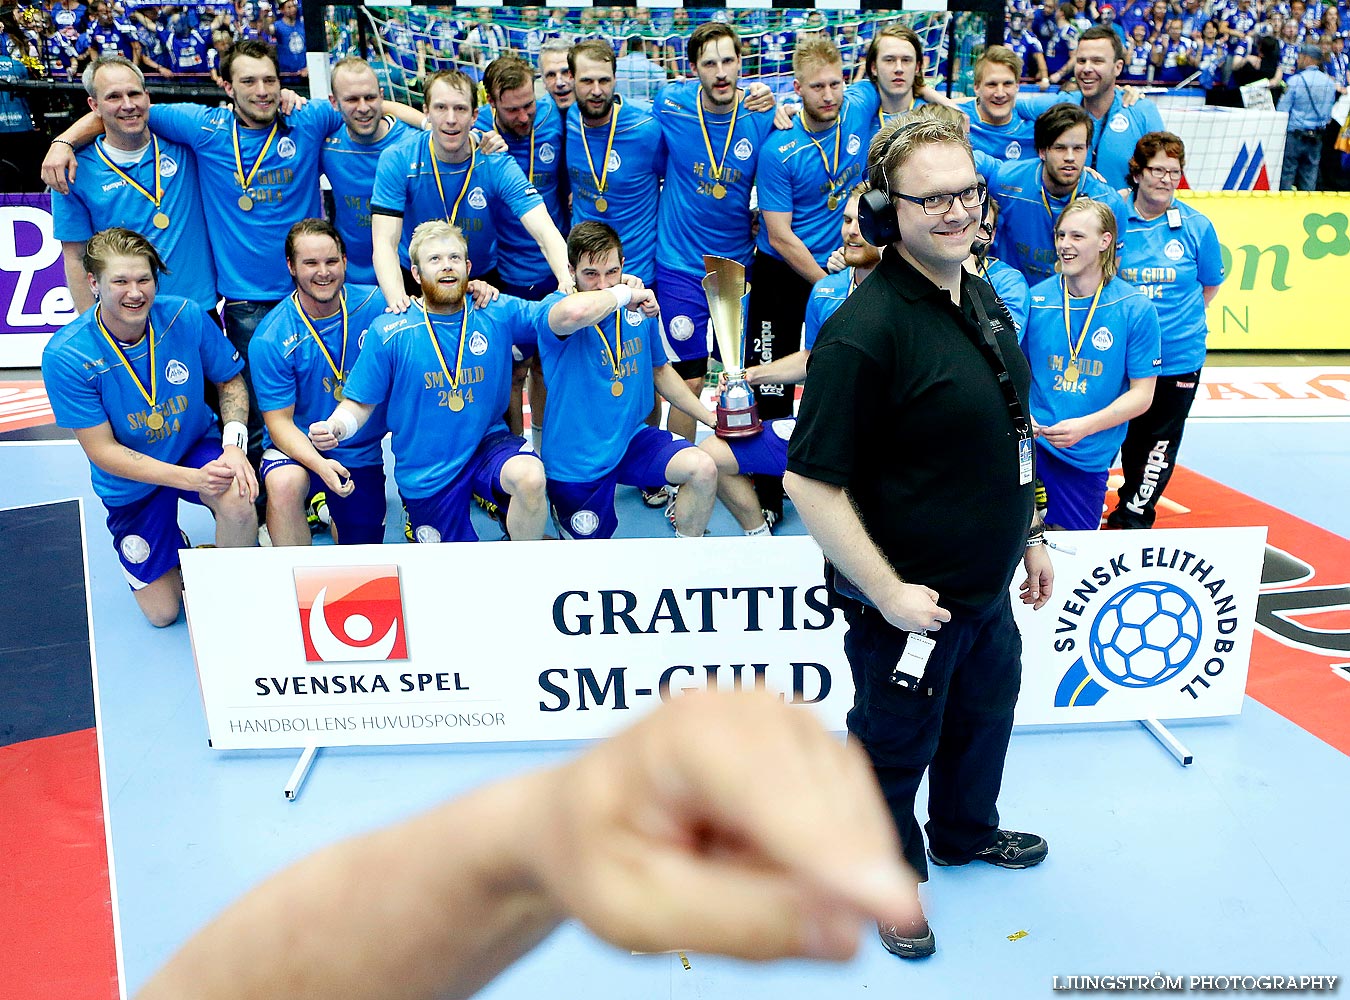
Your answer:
[183,528,1265,750]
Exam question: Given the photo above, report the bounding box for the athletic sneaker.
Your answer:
[878,918,936,960]
[257,524,272,547]
[473,492,502,523]
[928,829,1048,869]
[306,491,331,535]
[403,504,413,542]
[761,508,780,531]
[641,485,672,508]
[664,487,680,534]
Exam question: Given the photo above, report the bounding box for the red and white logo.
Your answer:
[294,565,409,663]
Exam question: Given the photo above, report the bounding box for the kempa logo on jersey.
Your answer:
[294,565,410,663]
[1051,545,1243,708]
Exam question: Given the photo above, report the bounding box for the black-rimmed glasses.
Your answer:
[891,182,988,216]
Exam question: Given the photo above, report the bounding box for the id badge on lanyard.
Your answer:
[1018,434,1034,486]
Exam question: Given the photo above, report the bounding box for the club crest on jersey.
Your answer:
[1109,113,1129,133]
[734,138,753,160]
[159,154,179,177]
[294,565,409,663]
[1164,239,1185,261]
[570,510,600,536]
[414,525,441,544]
[1091,326,1114,351]
[165,359,190,385]
[625,310,643,326]
[278,136,297,159]
[120,534,150,564]
[1006,141,1023,159]
[669,315,695,341]
[772,419,795,441]
[846,134,861,155]
[606,150,621,172]
[538,142,556,164]
[468,330,488,355]
[467,187,487,211]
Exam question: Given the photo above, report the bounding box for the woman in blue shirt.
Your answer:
[1107,131,1225,529]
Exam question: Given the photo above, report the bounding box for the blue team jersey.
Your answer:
[473,101,567,286]
[1023,275,1162,472]
[51,136,218,311]
[1016,90,1166,190]
[966,108,1038,162]
[1045,24,1080,74]
[986,156,1132,284]
[844,80,928,144]
[1118,201,1224,375]
[370,133,544,278]
[653,81,776,275]
[274,18,307,73]
[42,296,243,507]
[343,296,543,497]
[535,295,667,483]
[802,267,855,351]
[150,100,341,301]
[983,257,1032,336]
[1122,41,1153,81]
[564,99,666,284]
[755,93,871,265]
[250,284,390,467]
[321,116,415,285]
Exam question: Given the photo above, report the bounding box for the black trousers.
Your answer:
[1107,370,1201,529]
[745,252,813,513]
[842,594,1023,881]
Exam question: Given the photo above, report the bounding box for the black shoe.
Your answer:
[929,829,1048,869]
[877,919,936,960]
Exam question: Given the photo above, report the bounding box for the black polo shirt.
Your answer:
[787,250,1035,613]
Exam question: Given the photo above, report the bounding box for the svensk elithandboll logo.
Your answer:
[164,359,190,385]
[1089,582,1202,688]
[468,330,488,356]
[468,187,487,211]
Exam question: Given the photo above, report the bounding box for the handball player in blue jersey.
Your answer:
[536,222,728,540]
[1023,198,1160,530]
[564,40,667,285]
[321,58,418,286]
[987,103,1130,285]
[310,221,550,544]
[251,220,392,547]
[700,183,881,535]
[962,47,1039,164]
[52,57,218,317]
[41,228,258,628]
[652,22,776,445]
[475,54,571,451]
[370,70,572,314]
[1108,132,1224,529]
[749,35,870,520]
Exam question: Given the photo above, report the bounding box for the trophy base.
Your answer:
[716,403,763,440]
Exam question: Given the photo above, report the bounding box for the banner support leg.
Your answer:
[1140,719,1192,766]
[284,746,320,801]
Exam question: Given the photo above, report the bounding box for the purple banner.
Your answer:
[1,192,79,338]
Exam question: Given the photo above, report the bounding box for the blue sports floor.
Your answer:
[2,397,1349,998]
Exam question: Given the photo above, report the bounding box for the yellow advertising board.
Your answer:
[1181,192,1350,350]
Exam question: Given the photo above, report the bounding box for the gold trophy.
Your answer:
[702,255,762,439]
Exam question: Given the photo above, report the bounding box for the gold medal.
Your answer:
[594,196,608,213]
[1064,362,1080,384]
[152,211,170,229]
[827,194,839,211]
[611,381,624,397]
[238,194,254,211]
[711,183,727,200]
[334,384,344,401]
[448,392,465,412]
[146,411,165,430]
[1060,277,1104,393]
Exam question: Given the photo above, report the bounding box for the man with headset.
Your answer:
[785,115,1054,961]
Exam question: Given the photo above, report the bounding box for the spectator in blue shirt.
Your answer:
[1278,43,1339,187]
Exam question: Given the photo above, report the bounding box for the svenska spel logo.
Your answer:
[295,565,409,663]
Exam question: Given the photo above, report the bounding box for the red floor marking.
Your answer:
[1108,467,1350,755]
[0,381,54,433]
[0,728,119,1000]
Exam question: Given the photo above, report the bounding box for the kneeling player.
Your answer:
[310,221,549,542]
[42,228,257,626]
[252,220,391,546]
[538,222,721,539]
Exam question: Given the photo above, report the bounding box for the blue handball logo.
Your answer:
[1089,582,1203,688]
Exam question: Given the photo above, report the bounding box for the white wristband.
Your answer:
[330,408,358,443]
[222,420,247,451]
[610,284,633,310]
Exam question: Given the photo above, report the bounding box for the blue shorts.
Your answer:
[549,426,692,539]
[404,430,535,542]
[654,263,752,367]
[499,277,554,362]
[724,417,794,477]
[1036,441,1109,531]
[259,451,388,545]
[104,433,221,589]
